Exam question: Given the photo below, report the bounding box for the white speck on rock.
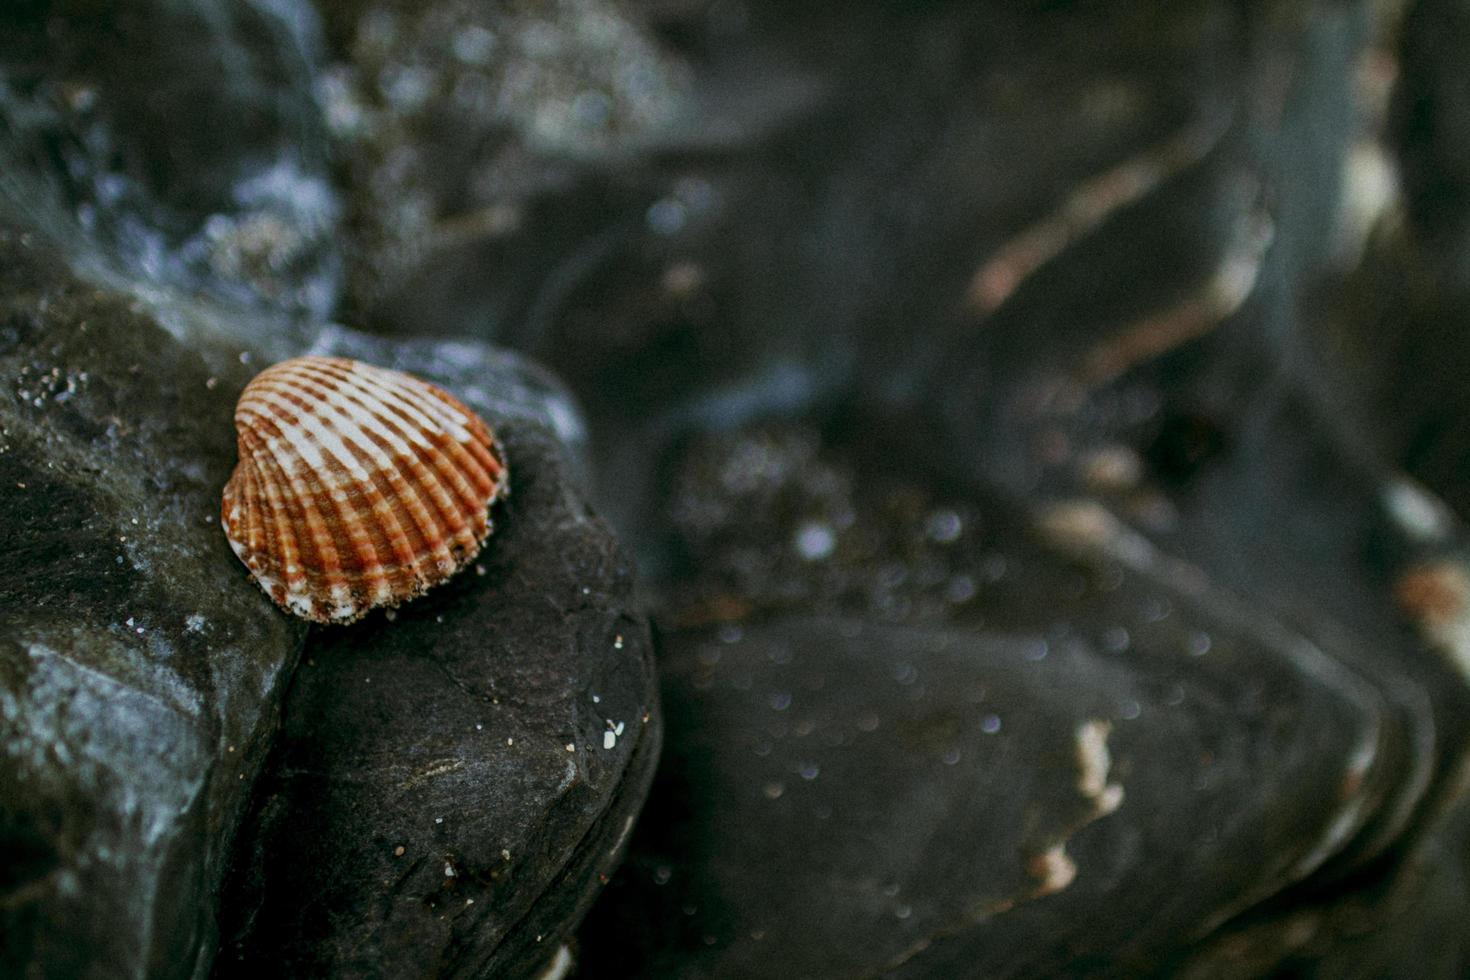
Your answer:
[925,509,963,543]
[1384,479,1452,543]
[793,521,836,561]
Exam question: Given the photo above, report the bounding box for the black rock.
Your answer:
[579,600,1381,977]
[856,0,1470,967]
[214,329,661,979]
[1394,0,1470,286]
[576,388,1409,975]
[0,221,307,979]
[1300,0,1470,517]
[1176,795,1470,979]
[899,0,1470,872]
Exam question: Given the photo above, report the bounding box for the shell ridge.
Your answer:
[287,363,465,576]
[331,363,442,449]
[346,364,484,454]
[298,360,435,462]
[259,380,386,597]
[244,460,275,574]
[421,388,503,499]
[425,386,502,478]
[373,367,477,444]
[238,397,347,593]
[298,361,487,556]
[279,364,464,573]
[243,416,315,617]
[407,438,488,566]
[241,386,375,481]
[239,396,348,599]
[233,456,262,562]
[269,368,423,584]
[245,458,284,587]
[252,408,348,621]
[292,360,427,461]
[231,428,288,591]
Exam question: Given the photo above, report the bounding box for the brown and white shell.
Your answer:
[220,356,508,624]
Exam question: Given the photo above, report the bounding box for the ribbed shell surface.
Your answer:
[220,356,508,624]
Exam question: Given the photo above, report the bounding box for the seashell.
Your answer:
[220,355,508,624]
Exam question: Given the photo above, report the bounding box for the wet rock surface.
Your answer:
[0,0,339,321]
[0,221,307,979]
[214,330,660,979]
[574,400,1420,976]
[579,593,1380,977]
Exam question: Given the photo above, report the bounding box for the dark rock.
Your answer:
[1178,795,1470,979]
[0,0,340,320]
[1300,0,1470,516]
[575,384,1414,975]
[0,219,307,979]
[311,0,692,336]
[565,6,1470,965]
[579,600,1380,977]
[896,0,1470,873]
[214,329,660,979]
[1394,0,1470,285]
[846,0,1470,968]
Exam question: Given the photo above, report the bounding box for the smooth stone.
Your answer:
[0,220,307,980]
[214,329,661,979]
[578,604,1381,977]
[1177,795,1470,978]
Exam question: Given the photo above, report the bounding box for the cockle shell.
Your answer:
[220,356,508,624]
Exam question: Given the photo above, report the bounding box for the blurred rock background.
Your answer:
[4,0,1470,977]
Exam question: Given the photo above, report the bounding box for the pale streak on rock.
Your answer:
[967,118,1225,315]
[1394,559,1470,682]
[397,757,466,791]
[1383,479,1455,546]
[1335,141,1398,265]
[1075,719,1125,817]
[1027,844,1079,898]
[532,945,575,980]
[1075,206,1273,391]
[1021,719,1127,901]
